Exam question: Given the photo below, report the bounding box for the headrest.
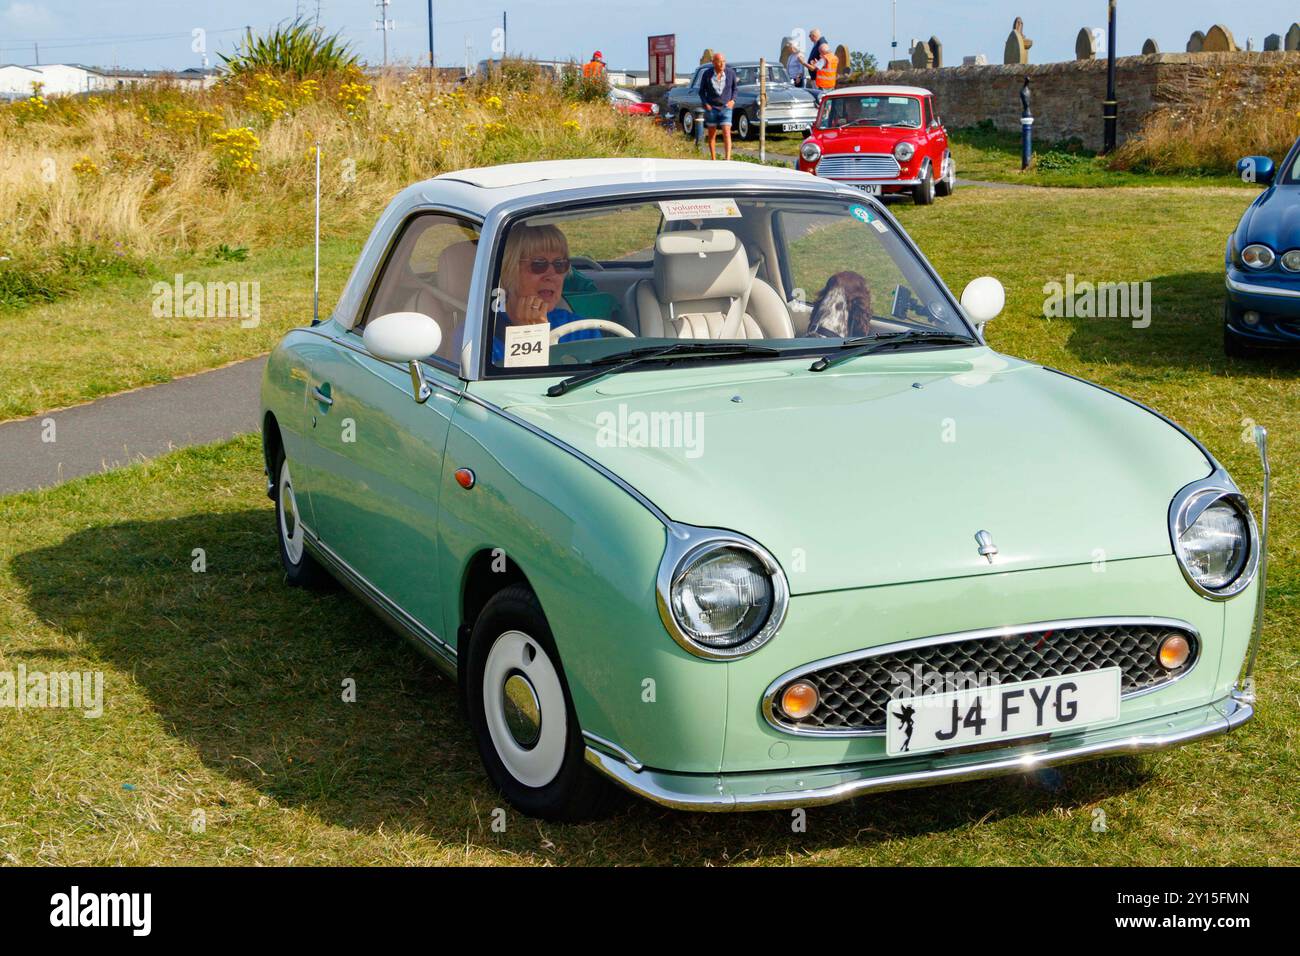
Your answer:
[653,230,749,303]
[435,240,477,303]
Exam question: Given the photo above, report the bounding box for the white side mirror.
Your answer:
[362,312,442,403]
[362,311,442,362]
[960,277,1004,334]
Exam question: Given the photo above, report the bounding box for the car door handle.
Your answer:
[311,386,334,407]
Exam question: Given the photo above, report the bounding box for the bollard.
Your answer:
[1020,78,1033,170]
[693,106,706,148]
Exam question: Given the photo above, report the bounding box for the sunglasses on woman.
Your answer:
[521,256,571,275]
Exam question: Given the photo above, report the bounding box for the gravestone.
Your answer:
[1246,36,1256,52]
[911,39,934,68]
[888,59,911,71]
[1187,30,1205,53]
[1076,27,1104,60]
[1202,24,1237,52]
[928,36,943,68]
[1142,38,1160,55]
[1004,17,1033,64]
[963,54,989,66]
[1286,24,1300,51]
[1264,34,1282,52]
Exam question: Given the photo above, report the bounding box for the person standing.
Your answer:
[582,50,607,79]
[700,51,738,161]
[785,44,806,87]
[801,29,838,104]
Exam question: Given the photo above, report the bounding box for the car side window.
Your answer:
[929,96,942,127]
[359,213,481,365]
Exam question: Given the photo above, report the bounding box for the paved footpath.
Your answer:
[0,356,266,496]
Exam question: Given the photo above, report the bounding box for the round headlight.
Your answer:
[659,536,789,658]
[893,141,916,162]
[800,140,822,163]
[1241,243,1275,269]
[1173,491,1254,596]
[1281,249,1300,272]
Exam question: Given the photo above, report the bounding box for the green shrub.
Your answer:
[220,18,358,79]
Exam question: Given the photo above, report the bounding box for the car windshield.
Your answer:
[483,192,973,376]
[733,65,788,86]
[819,94,922,129]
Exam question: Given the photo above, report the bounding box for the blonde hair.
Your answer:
[499,224,570,301]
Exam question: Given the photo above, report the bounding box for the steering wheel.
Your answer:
[548,319,635,344]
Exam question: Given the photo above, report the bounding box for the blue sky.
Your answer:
[0,1,1293,72]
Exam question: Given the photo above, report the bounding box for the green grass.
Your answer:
[0,237,361,423]
[0,182,1296,865]
[949,125,1250,189]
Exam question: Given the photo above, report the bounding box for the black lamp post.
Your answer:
[1020,78,1033,170]
[1103,0,1118,153]
[427,0,435,84]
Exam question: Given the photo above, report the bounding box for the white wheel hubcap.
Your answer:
[483,630,567,788]
[278,460,305,565]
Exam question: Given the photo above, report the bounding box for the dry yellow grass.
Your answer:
[0,67,687,267]
[1111,59,1300,175]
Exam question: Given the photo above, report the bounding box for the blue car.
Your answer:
[1225,140,1300,356]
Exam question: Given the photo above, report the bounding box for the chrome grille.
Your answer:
[815,153,901,179]
[767,620,1198,734]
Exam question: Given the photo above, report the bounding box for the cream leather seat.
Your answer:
[633,230,794,340]
[404,240,476,362]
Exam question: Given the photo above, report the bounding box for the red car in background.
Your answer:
[797,85,955,205]
[609,87,659,117]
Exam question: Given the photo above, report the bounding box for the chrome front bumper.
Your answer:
[584,692,1254,812]
[817,175,922,188]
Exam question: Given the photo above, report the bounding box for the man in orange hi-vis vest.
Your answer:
[800,29,837,104]
[583,51,607,79]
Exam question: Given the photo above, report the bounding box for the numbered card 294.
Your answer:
[503,323,550,367]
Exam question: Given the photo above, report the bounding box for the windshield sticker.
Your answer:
[888,96,910,104]
[849,204,873,223]
[658,198,742,221]
[502,323,550,367]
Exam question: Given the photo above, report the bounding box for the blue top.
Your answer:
[699,65,738,108]
[491,307,601,364]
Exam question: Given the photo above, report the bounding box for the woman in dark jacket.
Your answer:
[700,51,738,161]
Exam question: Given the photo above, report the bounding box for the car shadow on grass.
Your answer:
[11,507,1160,863]
[1057,271,1300,374]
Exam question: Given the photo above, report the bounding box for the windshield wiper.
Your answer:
[808,331,977,372]
[546,342,780,397]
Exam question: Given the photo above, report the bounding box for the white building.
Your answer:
[30,63,107,95]
[0,64,45,99]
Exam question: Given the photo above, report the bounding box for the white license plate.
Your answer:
[781,122,809,132]
[885,668,1122,756]
[850,183,882,195]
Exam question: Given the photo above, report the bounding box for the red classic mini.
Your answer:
[797,85,956,205]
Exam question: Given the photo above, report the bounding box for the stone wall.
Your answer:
[867,51,1300,150]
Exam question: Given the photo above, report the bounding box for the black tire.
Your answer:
[272,443,331,588]
[736,111,753,140]
[913,166,936,205]
[935,156,955,196]
[466,584,612,821]
[679,110,694,138]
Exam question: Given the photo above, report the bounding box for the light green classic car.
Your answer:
[261,158,1269,820]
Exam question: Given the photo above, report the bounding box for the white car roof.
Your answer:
[425,158,821,212]
[827,85,932,98]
